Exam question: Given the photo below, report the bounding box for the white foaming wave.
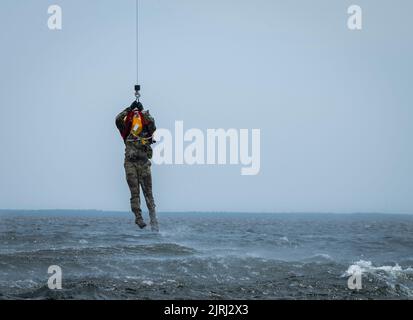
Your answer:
[344,260,413,296]
[344,260,413,277]
[142,280,154,286]
[310,253,333,260]
[158,224,194,238]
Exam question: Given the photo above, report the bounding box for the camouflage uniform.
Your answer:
[116,107,159,232]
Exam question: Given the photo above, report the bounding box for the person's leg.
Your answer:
[124,161,146,228]
[139,162,159,232]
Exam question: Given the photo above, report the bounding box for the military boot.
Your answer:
[134,213,147,229]
[149,211,159,232]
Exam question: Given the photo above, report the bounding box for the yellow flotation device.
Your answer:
[125,112,143,137]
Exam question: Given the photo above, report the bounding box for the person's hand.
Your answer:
[129,100,144,111]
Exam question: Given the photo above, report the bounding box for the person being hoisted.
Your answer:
[115,86,159,232]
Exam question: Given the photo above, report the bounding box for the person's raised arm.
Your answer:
[115,106,133,138]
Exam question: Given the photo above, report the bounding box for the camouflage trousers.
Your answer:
[124,160,158,225]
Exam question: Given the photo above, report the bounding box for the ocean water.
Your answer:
[0,211,412,300]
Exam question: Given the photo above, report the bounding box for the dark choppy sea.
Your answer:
[0,211,412,300]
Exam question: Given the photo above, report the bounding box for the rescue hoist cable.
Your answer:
[135,0,141,102]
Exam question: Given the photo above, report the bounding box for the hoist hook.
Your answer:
[134,85,141,102]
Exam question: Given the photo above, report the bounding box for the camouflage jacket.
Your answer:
[116,107,153,164]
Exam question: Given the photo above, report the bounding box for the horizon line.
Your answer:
[0,209,412,215]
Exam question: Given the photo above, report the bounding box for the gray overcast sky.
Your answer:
[0,0,412,213]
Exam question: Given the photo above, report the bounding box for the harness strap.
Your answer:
[138,111,148,126]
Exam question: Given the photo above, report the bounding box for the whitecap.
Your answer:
[343,260,413,277]
[142,280,154,286]
[343,260,413,296]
